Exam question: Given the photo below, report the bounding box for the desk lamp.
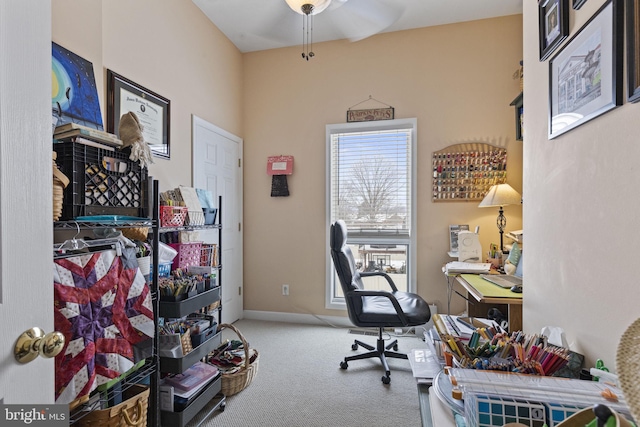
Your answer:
[478,183,522,252]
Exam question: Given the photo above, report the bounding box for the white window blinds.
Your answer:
[330,128,412,238]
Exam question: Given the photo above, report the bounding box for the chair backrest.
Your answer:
[330,220,365,320]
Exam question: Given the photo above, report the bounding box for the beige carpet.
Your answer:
[185,319,425,427]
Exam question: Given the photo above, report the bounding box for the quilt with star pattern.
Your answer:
[53,248,154,404]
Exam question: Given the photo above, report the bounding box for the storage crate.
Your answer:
[463,391,633,427]
[169,242,203,271]
[53,141,148,219]
[160,205,188,227]
[200,244,218,267]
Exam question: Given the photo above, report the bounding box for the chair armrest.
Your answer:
[349,289,409,324]
[360,271,399,292]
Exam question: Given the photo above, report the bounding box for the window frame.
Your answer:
[325,118,417,310]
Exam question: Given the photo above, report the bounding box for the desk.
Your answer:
[451,274,523,331]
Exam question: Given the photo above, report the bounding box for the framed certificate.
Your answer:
[107,70,171,159]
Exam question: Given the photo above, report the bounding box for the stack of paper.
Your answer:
[408,348,442,384]
[444,261,491,275]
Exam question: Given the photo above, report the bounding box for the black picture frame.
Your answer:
[548,0,623,138]
[539,0,570,61]
[627,0,640,102]
[573,0,588,9]
[107,70,171,159]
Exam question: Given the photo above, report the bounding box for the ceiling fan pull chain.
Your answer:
[308,13,314,59]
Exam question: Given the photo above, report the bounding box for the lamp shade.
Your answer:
[478,184,522,208]
[285,0,332,15]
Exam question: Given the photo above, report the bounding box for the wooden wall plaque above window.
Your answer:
[432,143,507,202]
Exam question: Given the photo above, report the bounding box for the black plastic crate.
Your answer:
[53,142,148,219]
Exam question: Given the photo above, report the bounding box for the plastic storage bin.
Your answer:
[53,141,148,219]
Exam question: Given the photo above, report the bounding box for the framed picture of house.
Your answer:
[539,0,569,61]
[627,0,640,102]
[548,0,623,139]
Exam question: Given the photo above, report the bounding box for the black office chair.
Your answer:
[330,220,431,384]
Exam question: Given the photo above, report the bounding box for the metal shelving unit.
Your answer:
[157,196,225,426]
[56,179,161,427]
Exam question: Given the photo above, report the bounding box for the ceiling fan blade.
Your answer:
[322,0,404,42]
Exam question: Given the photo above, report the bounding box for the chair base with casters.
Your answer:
[339,327,408,385]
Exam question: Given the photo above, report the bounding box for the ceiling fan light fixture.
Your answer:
[285,0,332,15]
[285,0,332,60]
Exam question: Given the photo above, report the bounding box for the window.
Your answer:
[326,118,417,309]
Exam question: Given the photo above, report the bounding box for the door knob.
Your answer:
[14,327,65,364]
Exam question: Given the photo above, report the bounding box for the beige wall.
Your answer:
[523,0,640,367]
[49,0,640,379]
[242,16,524,318]
[52,0,243,191]
[52,3,526,348]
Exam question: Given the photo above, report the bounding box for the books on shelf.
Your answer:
[54,123,122,148]
[444,261,491,275]
[54,135,115,151]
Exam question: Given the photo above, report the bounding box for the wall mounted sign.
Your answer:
[267,155,294,197]
[267,155,294,175]
[346,107,394,123]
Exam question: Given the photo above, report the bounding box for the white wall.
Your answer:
[523,0,640,367]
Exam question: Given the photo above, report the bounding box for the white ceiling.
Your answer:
[193,0,523,54]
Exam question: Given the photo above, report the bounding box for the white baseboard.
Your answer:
[242,310,352,328]
[242,308,437,335]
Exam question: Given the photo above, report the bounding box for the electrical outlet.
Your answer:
[282,284,289,296]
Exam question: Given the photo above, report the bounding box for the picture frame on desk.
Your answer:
[106,69,171,159]
[548,0,623,139]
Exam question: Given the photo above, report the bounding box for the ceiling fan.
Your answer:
[271,0,405,59]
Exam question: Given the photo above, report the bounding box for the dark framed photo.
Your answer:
[107,70,171,159]
[573,0,588,9]
[548,0,623,139]
[539,0,569,61]
[627,0,640,102]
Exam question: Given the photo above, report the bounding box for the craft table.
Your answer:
[446,273,523,332]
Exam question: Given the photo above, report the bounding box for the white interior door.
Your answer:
[0,0,54,404]
[192,115,243,324]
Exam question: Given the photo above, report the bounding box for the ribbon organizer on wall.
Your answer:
[432,143,507,201]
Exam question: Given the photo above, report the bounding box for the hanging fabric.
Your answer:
[53,246,154,404]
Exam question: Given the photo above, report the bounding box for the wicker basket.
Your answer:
[554,405,634,427]
[53,151,69,221]
[617,317,640,424]
[217,323,259,396]
[120,227,149,241]
[74,384,149,427]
